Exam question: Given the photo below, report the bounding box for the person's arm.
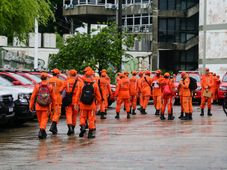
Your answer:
[29,84,39,111]
[94,83,102,103]
[182,78,189,88]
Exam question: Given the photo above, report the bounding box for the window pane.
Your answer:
[168,0,175,10]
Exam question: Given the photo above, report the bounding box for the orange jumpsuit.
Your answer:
[152,76,163,112]
[29,81,55,130]
[115,77,131,114]
[140,75,152,111]
[47,76,64,123]
[200,74,214,109]
[181,77,193,115]
[61,77,80,127]
[161,78,175,115]
[75,77,101,130]
[178,80,184,114]
[129,75,138,111]
[137,75,144,109]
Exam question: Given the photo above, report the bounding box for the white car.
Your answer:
[0,77,35,125]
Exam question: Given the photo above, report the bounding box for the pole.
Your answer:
[34,18,38,70]
[202,0,207,73]
[117,0,122,71]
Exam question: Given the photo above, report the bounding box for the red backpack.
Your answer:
[36,83,51,106]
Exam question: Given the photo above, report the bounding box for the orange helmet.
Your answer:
[83,66,92,73]
[85,69,93,76]
[101,69,107,73]
[52,68,60,75]
[164,72,170,77]
[131,71,137,75]
[119,73,125,78]
[69,69,77,76]
[124,71,129,76]
[145,70,151,75]
[40,72,48,79]
[139,71,144,76]
[156,69,161,74]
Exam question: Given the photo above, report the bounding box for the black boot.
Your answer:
[79,125,86,137]
[100,112,107,119]
[188,113,193,120]
[132,109,136,115]
[138,106,142,111]
[72,125,75,134]
[127,112,131,119]
[115,112,120,119]
[49,121,58,135]
[67,124,74,136]
[85,121,89,129]
[182,113,189,120]
[208,109,212,116]
[96,110,101,115]
[38,129,47,139]
[200,109,204,116]
[168,114,175,120]
[88,129,96,139]
[160,114,166,120]
[178,112,184,119]
[141,109,147,115]
[155,110,160,116]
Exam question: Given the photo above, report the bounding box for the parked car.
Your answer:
[0,72,34,87]
[16,72,41,84]
[218,72,227,104]
[0,90,15,125]
[0,77,34,125]
[30,72,52,79]
[174,71,202,104]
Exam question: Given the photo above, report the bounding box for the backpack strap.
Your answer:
[71,79,78,94]
[144,77,152,89]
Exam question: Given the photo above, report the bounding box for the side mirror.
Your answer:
[12,81,21,85]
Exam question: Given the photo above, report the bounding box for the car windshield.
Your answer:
[0,77,13,86]
[25,73,41,83]
[223,75,227,82]
[9,73,33,85]
[176,74,200,82]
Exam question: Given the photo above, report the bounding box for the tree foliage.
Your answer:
[49,24,135,78]
[0,0,54,39]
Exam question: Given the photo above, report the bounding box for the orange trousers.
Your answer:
[161,96,173,114]
[100,96,108,112]
[142,96,150,110]
[200,96,212,109]
[36,110,49,129]
[183,96,193,113]
[180,95,184,113]
[65,105,78,126]
[80,109,96,129]
[51,105,61,123]
[116,98,130,113]
[139,94,143,107]
[130,95,137,110]
[153,95,162,110]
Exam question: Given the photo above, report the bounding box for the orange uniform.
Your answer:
[75,74,101,138]
[129,73,138,114]
[152,74,163,115]
[160,73,175,120]
[178,80,185,118]
[200,72,214,116]
[140,72,152,114]
[115,74,131,119]
[181,76,193,120]
[29,78,55,139]
[137,72,144,110]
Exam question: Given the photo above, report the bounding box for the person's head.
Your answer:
[85,68,93,78]
[51,68,60,76]
[181,72,187,79]
[119,73,125,79]
[40,72,48,81]
[124,71,129,77]
[205,68,209,75]
[101,69,107,73]
[164,72,170,79]
[69,69,77,77]
[138,71,144,77]
[101,72,107,77]
[156,69,161,76]
[145,70,151,76]
[131,71,137,76]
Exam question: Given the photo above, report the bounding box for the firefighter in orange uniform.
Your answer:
[61,69,80,135]
[115,73,131,119]
[129,71,138,115]
[140,70,152,114]
[48,68,64,135]
[160,73,175,120]
[75,67,101,138]
[137,71,144,111]
[200,68,214,116]
[178,72,186,119]
[29,73,55,139]
[98,71,112,119]
[180,72,193,120]
[152,70,163,115]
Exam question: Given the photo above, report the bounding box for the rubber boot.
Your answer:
[85,121,89,129]
[208,109,212,116]
[200,109,204,116]
[49,121,58,135]
[188,113,193,120]
[132,109,136,115]
[138,106,142,111]
[88,129,96,139]
[79,125,86,137]
[182,113,189,120]
[168,114,175,120]
[115,112,120,119]
[178,112,184,119]
[38,129,47,139]
[100,112,107,119]
[96,110,101,115]
[67,124,74,136]
[127,112,131,119]
[155,110,160,116]
[141,109,147,115]
[160,114,166,120]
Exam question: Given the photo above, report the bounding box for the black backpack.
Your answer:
[80,82,95,105]
[189,77,197,91]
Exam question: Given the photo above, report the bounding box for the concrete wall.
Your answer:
[199,0,227,77]
[0,36,8,46]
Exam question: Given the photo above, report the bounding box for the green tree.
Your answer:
[0,0,54,40]
[49,24,135,81]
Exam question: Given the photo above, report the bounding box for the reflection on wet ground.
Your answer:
[0,105,227,169]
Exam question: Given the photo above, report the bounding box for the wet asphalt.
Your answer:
[0,104,227,170]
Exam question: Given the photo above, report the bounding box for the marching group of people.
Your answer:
[29,67,220,139]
